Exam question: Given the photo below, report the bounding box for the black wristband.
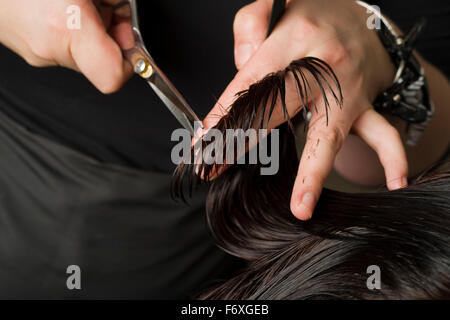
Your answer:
[356,1,434,146]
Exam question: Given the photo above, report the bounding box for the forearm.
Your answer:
[335,56,450,186]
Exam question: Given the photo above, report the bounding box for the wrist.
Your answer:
[350,1,395,101]
[356,1,434,146]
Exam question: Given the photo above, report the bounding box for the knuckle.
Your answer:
[325,126,346,150]
[44,6,69,35]
[31,11,70,61]
[289,17,321,42]
[310,125,346,151]
[234,5,263,35]
[308,171,327,187]
[23,54,46,67]
[28,42,53,61]
[307,112,328,128]
[320,40,352,67]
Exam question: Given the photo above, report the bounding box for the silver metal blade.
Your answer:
[146,73,199,135]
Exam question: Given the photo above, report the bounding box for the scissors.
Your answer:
[108,0,201,135]
[108,0,286,136]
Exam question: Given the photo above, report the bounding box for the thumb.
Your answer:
[69,1,132,94]
[234,0,273,70]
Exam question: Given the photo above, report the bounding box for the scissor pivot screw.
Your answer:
[134,59,153,78]
[134,59,147,73]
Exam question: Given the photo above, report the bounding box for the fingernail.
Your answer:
[298,192,316,220]
[390,176,408,190]
[235,44,254,68]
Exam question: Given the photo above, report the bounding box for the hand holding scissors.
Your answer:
[108,0,202,135]
[107,0,284,136]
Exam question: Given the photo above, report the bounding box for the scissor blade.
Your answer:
[146,73,201,136]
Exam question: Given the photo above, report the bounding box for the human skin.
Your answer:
[203,0,450,220]
[0,0,448,221]
[0,0,134,93]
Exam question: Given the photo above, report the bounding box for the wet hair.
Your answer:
[172,57,450,300]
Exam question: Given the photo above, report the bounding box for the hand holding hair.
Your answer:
[201,0,410,220]
[0,0,134,93]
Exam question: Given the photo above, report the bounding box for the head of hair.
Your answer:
[172,57,450,300]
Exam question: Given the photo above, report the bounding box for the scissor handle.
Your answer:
[116,0,156,79]
[123,44,155,79]
[127,0,140,32]
[116,0,285,135]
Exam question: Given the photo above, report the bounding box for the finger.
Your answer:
[1,37,56,68]
[353,108,408,190]
[290,109,351,220]
[234,0,273,69]
[203,36,304,130]
[68,1,133,93]
[109,18,134,49]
